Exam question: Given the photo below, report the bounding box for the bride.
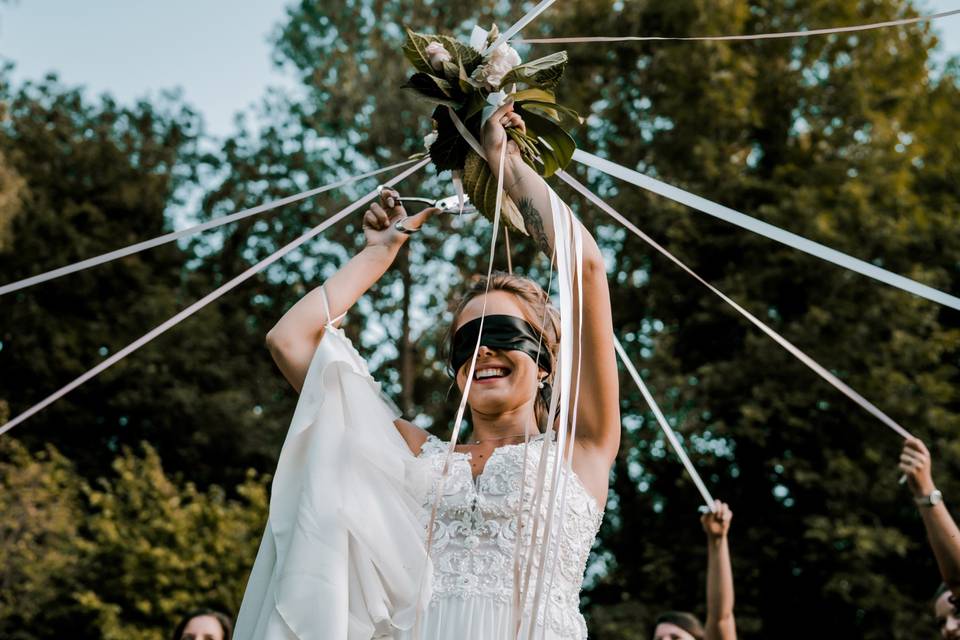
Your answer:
[236,102,620,640]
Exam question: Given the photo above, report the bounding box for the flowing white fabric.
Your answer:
[235,326,433,640]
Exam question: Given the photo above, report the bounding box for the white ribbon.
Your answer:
[445,105,588,640]
[0,159,431,436]
[0,159,419,297]
[572,149,960,312]
[557,168,914,441]
[483,0,560,55]
[514,9,960,43]
[613,336,715,509]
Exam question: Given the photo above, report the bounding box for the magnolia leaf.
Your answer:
[516,99,583,124]
[510,88,556,103]
[517,106,576,177]
[462,151,528,235]
[500,52,568,90]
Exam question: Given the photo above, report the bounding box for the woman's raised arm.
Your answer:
[265,189,437,393]
[482,102,621,472]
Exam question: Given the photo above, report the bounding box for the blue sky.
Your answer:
[1,1,958,138]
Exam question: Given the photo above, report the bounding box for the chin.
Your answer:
[467,389,529,414]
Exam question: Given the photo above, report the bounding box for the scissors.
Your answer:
[377,185,479,215]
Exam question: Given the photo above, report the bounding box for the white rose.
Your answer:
[471,42,522,90]
[425,42,453,72]
[423,130,439,149]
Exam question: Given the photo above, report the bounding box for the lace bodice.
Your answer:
[417,434,604,639]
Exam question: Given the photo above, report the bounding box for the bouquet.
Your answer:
[402,24,581,234]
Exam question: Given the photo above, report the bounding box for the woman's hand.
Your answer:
[362,187,438,250]
[702,500,733,540]
[901,436,936,498]
[481,101,526,168]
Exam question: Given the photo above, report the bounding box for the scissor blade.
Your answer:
[435,195,478,215]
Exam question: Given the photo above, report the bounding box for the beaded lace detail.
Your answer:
[418,434,604,639]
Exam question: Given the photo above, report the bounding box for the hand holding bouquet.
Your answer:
[402,24,581,234]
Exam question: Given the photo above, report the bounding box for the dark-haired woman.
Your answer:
[172,608,232,640]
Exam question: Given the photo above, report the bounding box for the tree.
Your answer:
[0,436,84,639]
[0,68,282,487]
[540,1,959,636]
[0,436,269,639]
[73,444,268,640]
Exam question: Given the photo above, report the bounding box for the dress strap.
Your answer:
[320,284,347,328]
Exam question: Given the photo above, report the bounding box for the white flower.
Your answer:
[471,42,522,90]
[424,42,452,72]
[423,130,438,149]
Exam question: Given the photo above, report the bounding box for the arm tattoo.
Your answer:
[517,197,552,256]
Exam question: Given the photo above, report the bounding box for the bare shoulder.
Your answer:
[394,418,430,455]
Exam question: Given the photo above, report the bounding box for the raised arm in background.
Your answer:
[481,101,621,505]
[702,500,737,640]
[901,437,960,595]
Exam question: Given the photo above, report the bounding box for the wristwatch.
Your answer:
[916,489,944,507]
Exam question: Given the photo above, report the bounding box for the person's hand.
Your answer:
[701,500,733,540]
[362,187,438,250]
[900,436,936,499]
[481,101,526,166]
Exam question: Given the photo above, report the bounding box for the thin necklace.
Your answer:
[464,431,540,445]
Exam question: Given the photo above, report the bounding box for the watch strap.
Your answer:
[915,489,943,507]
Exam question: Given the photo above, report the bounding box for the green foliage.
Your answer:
[0,438,83,639]
[1,1,959,638]
[74,445,268,640]
[500,51,569,90]
[0,439,268,639]
[0,69,285,488]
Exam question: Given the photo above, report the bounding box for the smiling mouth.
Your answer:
[474,367,511,381]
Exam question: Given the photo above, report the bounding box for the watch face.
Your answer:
[931,490,944,505]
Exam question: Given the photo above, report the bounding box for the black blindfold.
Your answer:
[450,314,552,376]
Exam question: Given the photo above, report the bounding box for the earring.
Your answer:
[538,379,545,389]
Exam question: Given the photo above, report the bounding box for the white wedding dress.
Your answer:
[405,435,604,640]
[234,324,604,640]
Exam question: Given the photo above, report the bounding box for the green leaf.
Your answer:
[516,99,584,124]
[401,73,461,108]
[499,52,569,90]
[402,28,482,78]
[516,106,576,177]
[402,27,436,76]
[463,93,487,121]
[440,61,462,84]
[509,88,556,103]
[435,35,482,71]
[458,59,481,94]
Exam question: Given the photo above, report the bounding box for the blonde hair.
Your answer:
[445,271,560,430]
